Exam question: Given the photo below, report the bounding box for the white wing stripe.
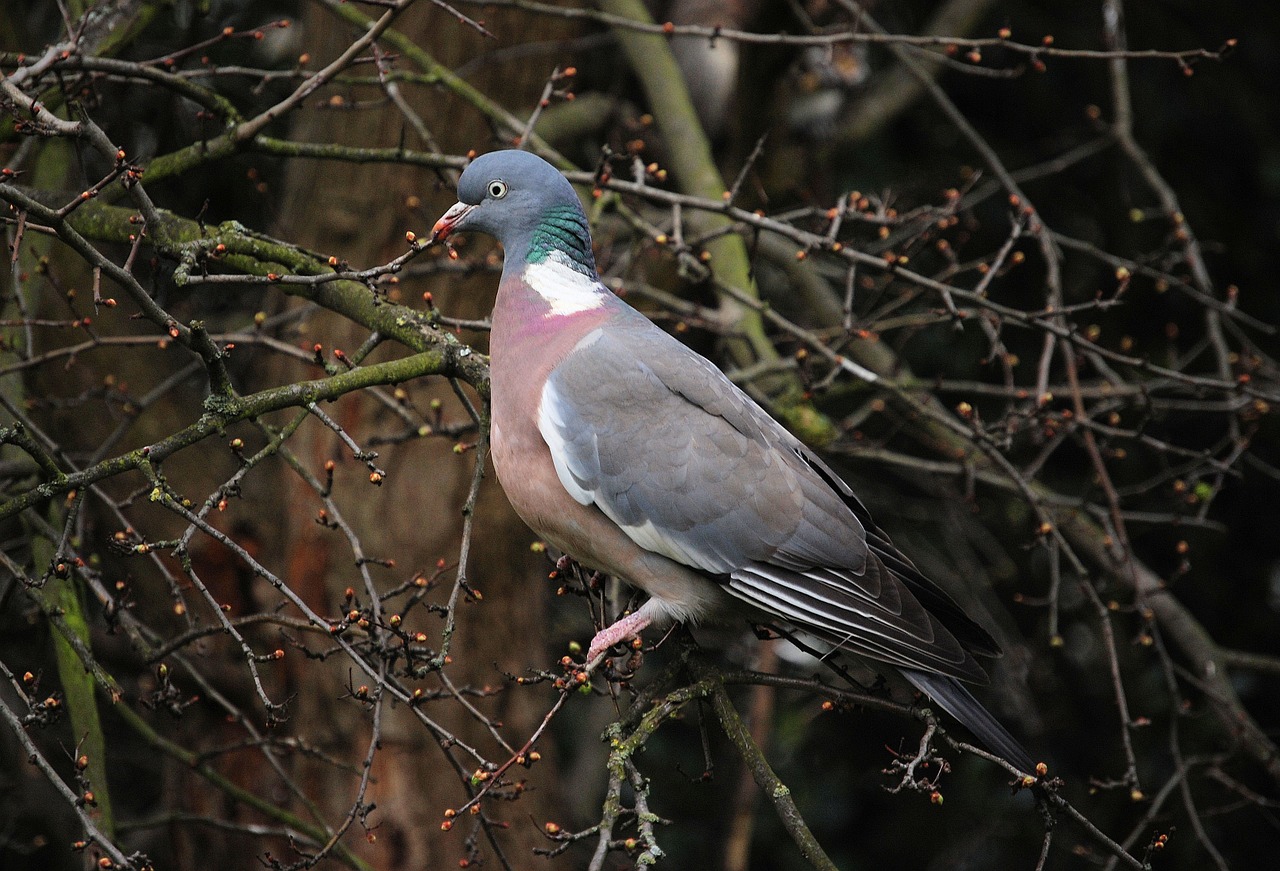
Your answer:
[727,574,891,640]
[736,563,917,635]
[538,378,594,505]
[724,580,958,672]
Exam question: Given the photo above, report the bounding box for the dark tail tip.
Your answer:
[901,669,1037,773]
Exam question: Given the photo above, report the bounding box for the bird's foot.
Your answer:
[587,610,651,662]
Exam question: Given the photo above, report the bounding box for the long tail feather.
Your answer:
[901,669,1035,772]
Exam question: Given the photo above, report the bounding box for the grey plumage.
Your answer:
[433,149,1035,771]
[541,315,989,684]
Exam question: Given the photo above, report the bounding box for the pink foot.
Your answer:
[587,610,651,662]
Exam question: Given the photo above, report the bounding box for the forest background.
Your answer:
[2,1,1279,869]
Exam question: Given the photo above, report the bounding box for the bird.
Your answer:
[432,149,1034,771]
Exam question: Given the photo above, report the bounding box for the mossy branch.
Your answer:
[29,518,117,837]
[599,0,834,442]
[15,571,376,871]
[6,191,490,387]
[690,658,840,871]
[0,350,454,521]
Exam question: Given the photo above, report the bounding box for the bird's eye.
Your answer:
[487,180,508,199]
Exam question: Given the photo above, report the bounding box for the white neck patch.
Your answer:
[522,252,607,317]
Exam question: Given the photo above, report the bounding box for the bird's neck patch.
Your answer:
[526,206,596,275]
[522,252,608,317]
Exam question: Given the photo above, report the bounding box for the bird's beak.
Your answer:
[431,201,475,242]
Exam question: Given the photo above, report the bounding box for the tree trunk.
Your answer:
[215,5,587,868]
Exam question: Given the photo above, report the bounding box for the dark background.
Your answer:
[2,1,1278,869]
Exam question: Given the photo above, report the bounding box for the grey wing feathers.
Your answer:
[727,555,986,682]
[542,322,861,576]
[794,450,1004,659]
[540,312,995,683]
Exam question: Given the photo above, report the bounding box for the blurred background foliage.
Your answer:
[2,1,1278,869]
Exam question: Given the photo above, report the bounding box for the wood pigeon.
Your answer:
[432,150,1034,771]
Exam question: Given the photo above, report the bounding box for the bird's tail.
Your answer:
[901,669,1036,772]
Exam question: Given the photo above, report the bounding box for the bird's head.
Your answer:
[432,150,592,263]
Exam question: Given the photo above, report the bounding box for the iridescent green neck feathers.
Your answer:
[527,205,596,276]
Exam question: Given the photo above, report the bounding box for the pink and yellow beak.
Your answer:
[431,201,475,242]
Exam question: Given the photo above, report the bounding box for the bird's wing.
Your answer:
[539,320,848,574]
[790,453,1004,659]
[539,314,987,680]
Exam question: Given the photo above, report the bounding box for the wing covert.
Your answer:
[537,319,865,576]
